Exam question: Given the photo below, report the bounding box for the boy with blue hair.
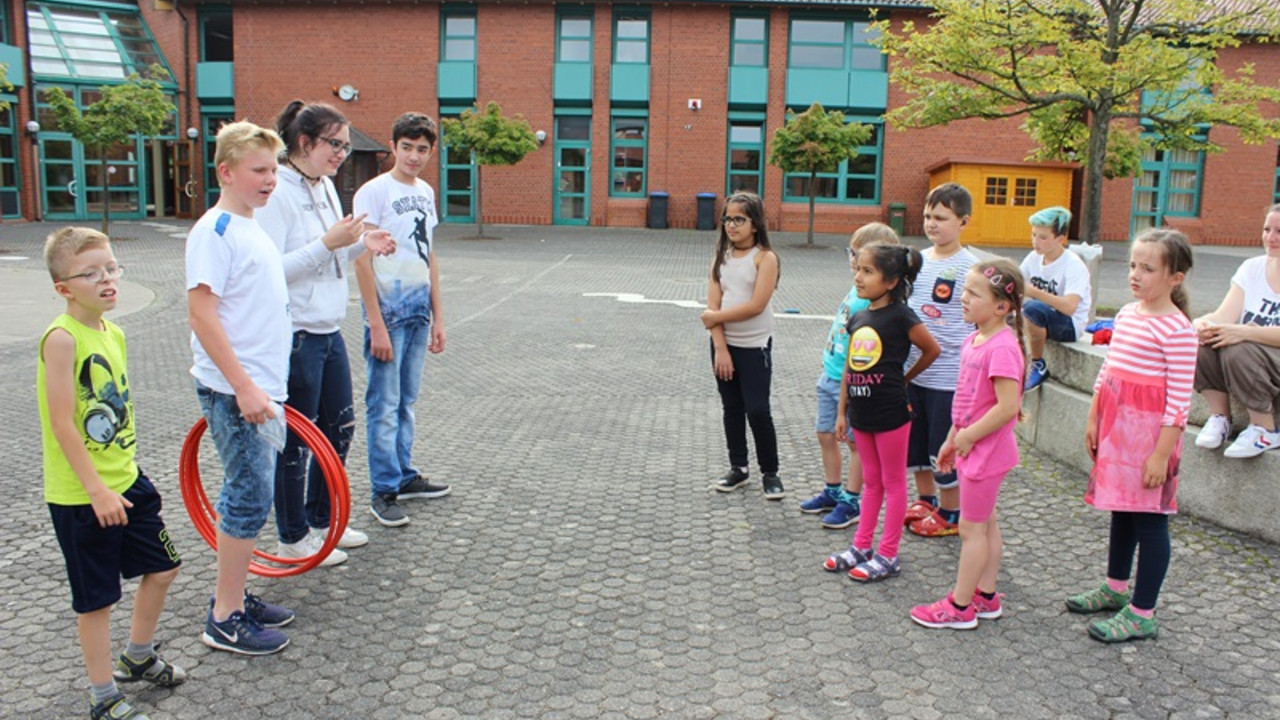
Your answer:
[1020,206,1092,390]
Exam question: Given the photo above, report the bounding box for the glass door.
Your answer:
[553,115,590,225]
[41,132,84,219]
[440,139,475,223]
[172,139,195,218]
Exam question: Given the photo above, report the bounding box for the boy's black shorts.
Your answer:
[49,471,182,614]
[906,383,959,489]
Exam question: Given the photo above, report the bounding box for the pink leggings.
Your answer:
[852,423,911,559]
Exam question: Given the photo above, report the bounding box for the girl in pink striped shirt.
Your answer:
[1068,229,1196,643]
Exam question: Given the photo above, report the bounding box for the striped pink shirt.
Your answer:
[1093,303,1197,426]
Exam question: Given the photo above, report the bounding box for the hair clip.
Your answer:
[982,266,1016,295]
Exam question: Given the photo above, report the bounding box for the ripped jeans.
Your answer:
[273,330,355,544]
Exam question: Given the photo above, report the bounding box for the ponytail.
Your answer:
[274,100,348,158]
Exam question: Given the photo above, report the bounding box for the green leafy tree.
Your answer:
[440,101,539,237]
[769,103,873,245]
[44,66,175,233]
[876,0,1280,243]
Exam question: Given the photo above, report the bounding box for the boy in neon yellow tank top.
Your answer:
[38,227,184,720]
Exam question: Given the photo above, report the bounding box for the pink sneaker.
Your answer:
[971,592,1004,620]
[910,594,977,630]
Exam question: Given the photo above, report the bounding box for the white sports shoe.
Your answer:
[322,526,369,549]
[1194,414,1231,449]
[276,532,347,567]
[1223,424,1280,459]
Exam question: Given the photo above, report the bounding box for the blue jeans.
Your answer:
[274,330,354,544]
[364,318,429,500]
[1023,299,1078,342]
[197,382,277,540]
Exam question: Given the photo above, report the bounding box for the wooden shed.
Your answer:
[927,158,1076,247]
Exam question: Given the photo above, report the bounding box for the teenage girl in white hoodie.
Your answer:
[256,101,394,564]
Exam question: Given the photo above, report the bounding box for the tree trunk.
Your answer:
[1081,100,1112,245]
[100,152,111,235]
[806,170,817,245]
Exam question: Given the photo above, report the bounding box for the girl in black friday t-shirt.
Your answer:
[826,244,940,583]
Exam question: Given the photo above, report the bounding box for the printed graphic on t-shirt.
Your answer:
[1030,276,1060,295]
[79,353,134,451]
[1243,298,1280,327]
[931,268,959,303]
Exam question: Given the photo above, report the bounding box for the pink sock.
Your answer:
[1106,578,1129,594]
[1128,604,1154,619]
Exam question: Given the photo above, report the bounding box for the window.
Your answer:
[610,117,646,196]
[1132,141,1204,233]
[0,102,18,217]
[558,12,592,62]
[27,3,174,82]
[204,113,233,206]
[985,177,1008,206]
[731,15,767,67]
[727,122,764,196]
[789,17,882,71]
[1014,178,1037,207]
[0,2,9,44]
[200,7,232,62]
[442,10,476,62]
[782,121,883,204]
[614,13,649,64]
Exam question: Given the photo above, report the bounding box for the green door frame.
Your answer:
[40,131,85,220]
[553,115,590,225]
[439,137,475,224]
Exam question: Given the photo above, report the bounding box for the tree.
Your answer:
[44,67,175,233]
[876,0,1280,243]
[440,101,539,237]
[769,103,873,245]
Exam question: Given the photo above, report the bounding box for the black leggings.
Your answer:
[1107,511,1171,611]
[712,340,778,474]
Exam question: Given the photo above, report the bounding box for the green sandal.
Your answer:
[1087,606,1158,643]
[1065,584,1130,614]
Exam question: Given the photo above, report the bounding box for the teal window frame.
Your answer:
[726,119,765,197]
[203,110,233,207]
[0,97,20,218]
[787,15,883,72]
[198,4,232,62]
[782,118,882,205]
[1131,136,1205,234]
[27,1,177,85]
[613,9,649,64]
[441,7,476,62]
[0,1,10,44]
[557,9,592,63]
[609,114,647,197]
[730,13,767,68]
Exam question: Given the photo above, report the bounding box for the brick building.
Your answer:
[1,0,1276,244]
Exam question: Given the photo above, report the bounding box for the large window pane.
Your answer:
[791,45,843,68]
[786,175,838,198]
[560,39,590,62]
[730,149,760,171]
[562,18,591,37]
[735,18,765,41]
[729,175,760,194]
[444,38,474,61]
[615,40,646,63]
[845,178,876,200]
[446,17,475,36]
[617,19,647,39]
[791,20,843,44]
[733,45,765,66]
[730,125,762,144]
[557,117,590,142]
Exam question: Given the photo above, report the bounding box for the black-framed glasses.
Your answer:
[721,215,750,228]
[318,136,353,154]
[61,264,124,284]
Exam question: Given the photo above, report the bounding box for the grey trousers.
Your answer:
[1194,341,1280,416]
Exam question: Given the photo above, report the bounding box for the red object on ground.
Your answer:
[1091,329,1113,345]
[179,404,350,577]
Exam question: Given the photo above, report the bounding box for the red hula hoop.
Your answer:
[179,404,351,577]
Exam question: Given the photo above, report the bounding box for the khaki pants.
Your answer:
[1194,341,1280,417]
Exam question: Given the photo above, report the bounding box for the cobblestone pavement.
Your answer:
[1,221,1276,720]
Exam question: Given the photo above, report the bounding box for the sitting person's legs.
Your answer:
[1023,299,1077,389]
[1195,341,1280,457]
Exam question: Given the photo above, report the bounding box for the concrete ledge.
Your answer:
[1020,338,1280,544]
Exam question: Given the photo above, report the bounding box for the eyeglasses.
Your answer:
[845,247,858,261]
[318,136,353,154]
[61,264,124,284]
[721,215,750,228]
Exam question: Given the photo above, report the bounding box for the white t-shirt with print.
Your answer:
[1020,248,1093,338]
[907,247,978,390]
[1232,255,1280,327]
[353,173,438,326]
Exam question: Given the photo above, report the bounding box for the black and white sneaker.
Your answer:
[398,475,452,499]
[714,468,750,493]
[762,473,785,500]
[370,494,409,527]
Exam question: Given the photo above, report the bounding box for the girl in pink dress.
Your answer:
[910,258,1027,629]
[1068,229,1197,643]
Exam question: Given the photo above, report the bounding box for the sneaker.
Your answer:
[1194,414,1231,450]
[714,468,750,493]
[371,494,409,527]
[1065,584,1130,614]
[823,545,872,573]
[1087,606,1159,643]
[799,486,839,514]
[848,553,901,583]
[201,609,289,655]
[761,473,785,500]
[819,499,860,529]
[1223,424,1280,459]
[90,693,149,720]
[910,594,978,630]
[971,592,1004,620]
[1025,359,1049,391]
[112,645,186,686]
[398,475,452,499]
[210,592,295,628]
[909,509,959,537]
[904,498,937,526]
[321,525,369,549]
[276,532,347,567]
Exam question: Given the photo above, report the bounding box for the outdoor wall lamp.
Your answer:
[187,127,200,140]
[25,120,40,135]
[535,129,547,145]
